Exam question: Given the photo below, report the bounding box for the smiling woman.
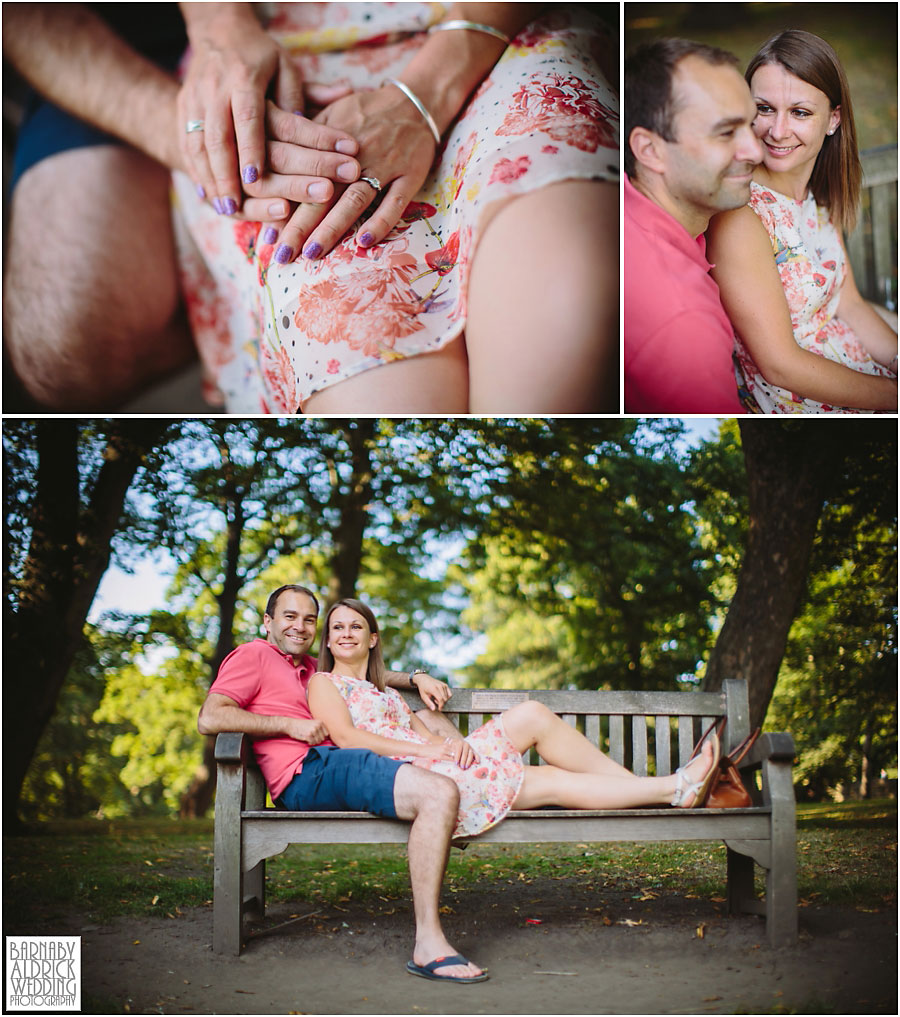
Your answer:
[705,29,897,414]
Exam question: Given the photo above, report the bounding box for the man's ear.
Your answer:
[629,126,668,175]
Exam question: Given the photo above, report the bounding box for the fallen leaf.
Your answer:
[696,923,706,939]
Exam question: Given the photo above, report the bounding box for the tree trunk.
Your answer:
[326,422,375,606]
[178,444,248,818]
[5,420,168,828]
[703,422,851,729]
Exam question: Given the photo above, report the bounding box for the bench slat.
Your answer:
[655,715,672,776]
[609,715,624,765]
[632,715,648,775]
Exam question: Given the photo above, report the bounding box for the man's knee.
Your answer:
[4,147,190,408]
[394,766,459,821]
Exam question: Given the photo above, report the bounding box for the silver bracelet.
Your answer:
[429,19,511,45]
[384,78,441,145]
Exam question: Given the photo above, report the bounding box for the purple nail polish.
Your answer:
[212,197,224,214]
[222,197,238,216]
[196,182,206,199]
[262,226,278,245]
[359,231,374,247]
[243,164,258,184]
[293,110,306,117]
[274,244,293,264]
[303,240,323,260]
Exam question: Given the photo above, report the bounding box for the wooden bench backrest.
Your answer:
[398,680,751,779]
[846,144,898,308]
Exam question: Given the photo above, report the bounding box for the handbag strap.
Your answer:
[724,727,761,766]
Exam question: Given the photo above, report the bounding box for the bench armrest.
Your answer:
[215,731,252,764]
[740,731,796,768]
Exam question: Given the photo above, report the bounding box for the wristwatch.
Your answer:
[408,668,428,689]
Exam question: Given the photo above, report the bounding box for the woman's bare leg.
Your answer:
[465,179,619,412]
[502,701,633,777]
[511,752,713,810]
[302,333,468,413]
[501,701,716,809]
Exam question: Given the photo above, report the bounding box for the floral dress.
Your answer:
[323,673,524,838]
[734,182,894,413]
[170,2,618,412]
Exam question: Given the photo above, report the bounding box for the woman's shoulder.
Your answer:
[707,203,771,258]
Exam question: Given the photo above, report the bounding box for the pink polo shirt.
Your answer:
[209,638,334,799]
[624,175,744,414]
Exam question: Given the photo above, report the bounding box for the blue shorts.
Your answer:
[9,3,187,191]
[276,747,406,818]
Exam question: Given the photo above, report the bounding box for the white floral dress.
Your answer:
[323,673,524,837]
[735,182,894,413]
[170,2,618,412]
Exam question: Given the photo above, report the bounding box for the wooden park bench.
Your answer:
[212,678,797,955]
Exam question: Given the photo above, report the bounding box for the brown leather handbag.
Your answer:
[706,728,761,808]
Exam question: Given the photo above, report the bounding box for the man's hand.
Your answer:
[284,716,329,744]
[413,673,452,711]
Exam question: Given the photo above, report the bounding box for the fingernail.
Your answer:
[308,181,330,201]
[267,201,288,217]
[303,240,323,260]
[274,244,293,264]
[359,231,374,247]
[335,139,357,155]
[293,110,306,117]
[262,226,278,245]
[222,197,238,216]
[196,182,206,199]
[242,164,259,184]
[337,162,358,182]
[212,197,224,214]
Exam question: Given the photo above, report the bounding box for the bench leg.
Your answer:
[726,845,756,916]
[213,762,245,955]
[244,859,266,922]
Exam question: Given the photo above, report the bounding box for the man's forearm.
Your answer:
[3,3,183,169]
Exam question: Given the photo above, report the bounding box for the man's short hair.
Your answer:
[624,38,739,178]
[265,584,319,618]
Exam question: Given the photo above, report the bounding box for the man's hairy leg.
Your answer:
[392,765,484,979]
[4,145,195,410]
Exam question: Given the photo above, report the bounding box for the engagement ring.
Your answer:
[185,120,205,133]
[360,175,382,192]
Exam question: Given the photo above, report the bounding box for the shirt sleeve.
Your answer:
[627,310,745,414]
[208,643,261,708]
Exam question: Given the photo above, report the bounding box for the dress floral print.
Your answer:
[734,182,894,413]
[322,673,524,838]
[170,2,618,412]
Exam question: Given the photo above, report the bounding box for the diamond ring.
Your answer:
[360,175,382,192]
[185,120,205,134]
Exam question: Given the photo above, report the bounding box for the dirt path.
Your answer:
[54,878,897,1015]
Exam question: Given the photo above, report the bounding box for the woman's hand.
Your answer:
[264,84,437,263]
[435,736,478,769]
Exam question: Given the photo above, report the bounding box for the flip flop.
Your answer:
[406,954,489,983]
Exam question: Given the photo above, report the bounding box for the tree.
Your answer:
[3,419,170,827]
[459,419,718,690]
[703,420,897,730]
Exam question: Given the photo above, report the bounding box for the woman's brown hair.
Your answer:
[746,30,861,232]
[318,598,386,691]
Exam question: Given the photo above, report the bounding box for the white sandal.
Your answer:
[672,731,720,808]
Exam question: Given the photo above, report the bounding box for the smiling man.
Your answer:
[624,38,764,413]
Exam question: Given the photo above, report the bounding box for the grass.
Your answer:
[3,800,895,930]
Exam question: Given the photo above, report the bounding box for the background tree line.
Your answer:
[4,418,895,825]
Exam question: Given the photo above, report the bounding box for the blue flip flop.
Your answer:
[406,954,489,983]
